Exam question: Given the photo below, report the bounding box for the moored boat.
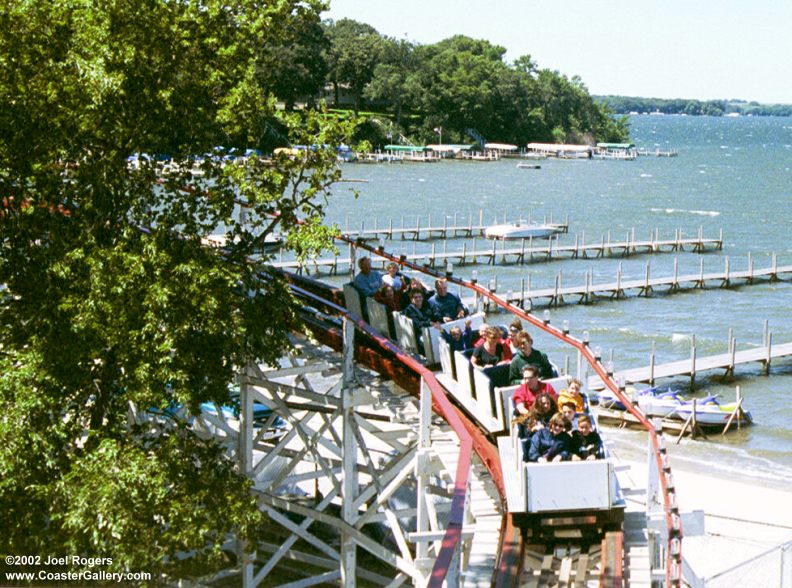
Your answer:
[484,222,562,240]
[673,399,752,426]
[597,386,752,427]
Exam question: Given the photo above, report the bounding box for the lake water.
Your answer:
[324,115,792,486]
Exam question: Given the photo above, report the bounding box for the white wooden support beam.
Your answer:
[415,377,433,576]
[408,529,477,542]
[239,363,254,476]
[341,318,358,587]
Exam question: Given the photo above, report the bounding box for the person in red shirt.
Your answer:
[512,365,558,446]
[512,365,558,417]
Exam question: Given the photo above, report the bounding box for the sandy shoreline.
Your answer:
[611,436,792,583]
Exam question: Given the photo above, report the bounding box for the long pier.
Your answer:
[496,253,790,309]
[272,228,723,275]
[587,327,792,390]
[339,210,568,241]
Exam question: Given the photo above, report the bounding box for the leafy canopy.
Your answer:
[0,0,352,580]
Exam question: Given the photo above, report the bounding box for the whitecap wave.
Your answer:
[650,207,720,217]
[671,333,691,343]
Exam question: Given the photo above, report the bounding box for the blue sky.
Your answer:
[324,0,792,104]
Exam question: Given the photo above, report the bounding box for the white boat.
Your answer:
[484,222,561,240]
[673,400,752,426]
[516,163,541,169]
[636,389,718,419]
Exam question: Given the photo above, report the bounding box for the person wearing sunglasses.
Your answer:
[528,413,574,463]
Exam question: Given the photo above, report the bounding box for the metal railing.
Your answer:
[334,236,684,586]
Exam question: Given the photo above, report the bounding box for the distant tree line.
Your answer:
[286,18,630,146]
[596,95,792,117]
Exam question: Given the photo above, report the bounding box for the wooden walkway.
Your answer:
[341,215,569,241]
[587,341,792,390]
[497,254,790,309]
[272,230,723,275]
[339,210,568,242]
[430,429,503,588]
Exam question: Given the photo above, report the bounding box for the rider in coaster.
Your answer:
[428,278,468,322]
[508,331,554,384]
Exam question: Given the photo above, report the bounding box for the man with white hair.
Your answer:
[352,256,382,297]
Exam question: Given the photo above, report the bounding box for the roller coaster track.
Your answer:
[135,185,682,585]
[282,233,684,587]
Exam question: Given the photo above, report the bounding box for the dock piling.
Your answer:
[771,252,778,280]
[747,252,754,283]
[690,334,697,389]
[649,341,656,386]
[722,256,730,287]
[722,387,743,435]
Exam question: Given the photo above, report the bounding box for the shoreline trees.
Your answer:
[324,20,629,145]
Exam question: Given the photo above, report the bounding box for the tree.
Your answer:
[258,3,329,110]
[324,18,384,113]
[415,36,511,142]
[364,36,423,126]
[0,0,351,581]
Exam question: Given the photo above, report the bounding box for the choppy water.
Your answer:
[324,115,792,482]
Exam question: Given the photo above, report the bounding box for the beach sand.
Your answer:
[612,439,792,585]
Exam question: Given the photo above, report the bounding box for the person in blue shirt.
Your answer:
[428,278,468,322]
[440,323,474,352]
[528,413,575,462]
[352,257,383,297]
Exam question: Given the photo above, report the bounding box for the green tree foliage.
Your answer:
[0,0,351,581]
[599,94,792,116]
[257,3,329,111]
[364,36,423,126]
[324,18,384,113]
[323,22,628,146]
[597,95,730,116]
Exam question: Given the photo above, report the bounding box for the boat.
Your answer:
[516,163,541,169]
[636,388,717,419]
[594,387,628,410]
[673,398,752,426]
[484,222,562,240]
[597,386,751,427]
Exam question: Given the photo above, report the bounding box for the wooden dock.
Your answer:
[338,210,568,242]
[636,148,678,157]
[272,228,723,275]
[587,333,792,391]
[496,253,789,309]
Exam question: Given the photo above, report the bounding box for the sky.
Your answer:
[324,0,792,104]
